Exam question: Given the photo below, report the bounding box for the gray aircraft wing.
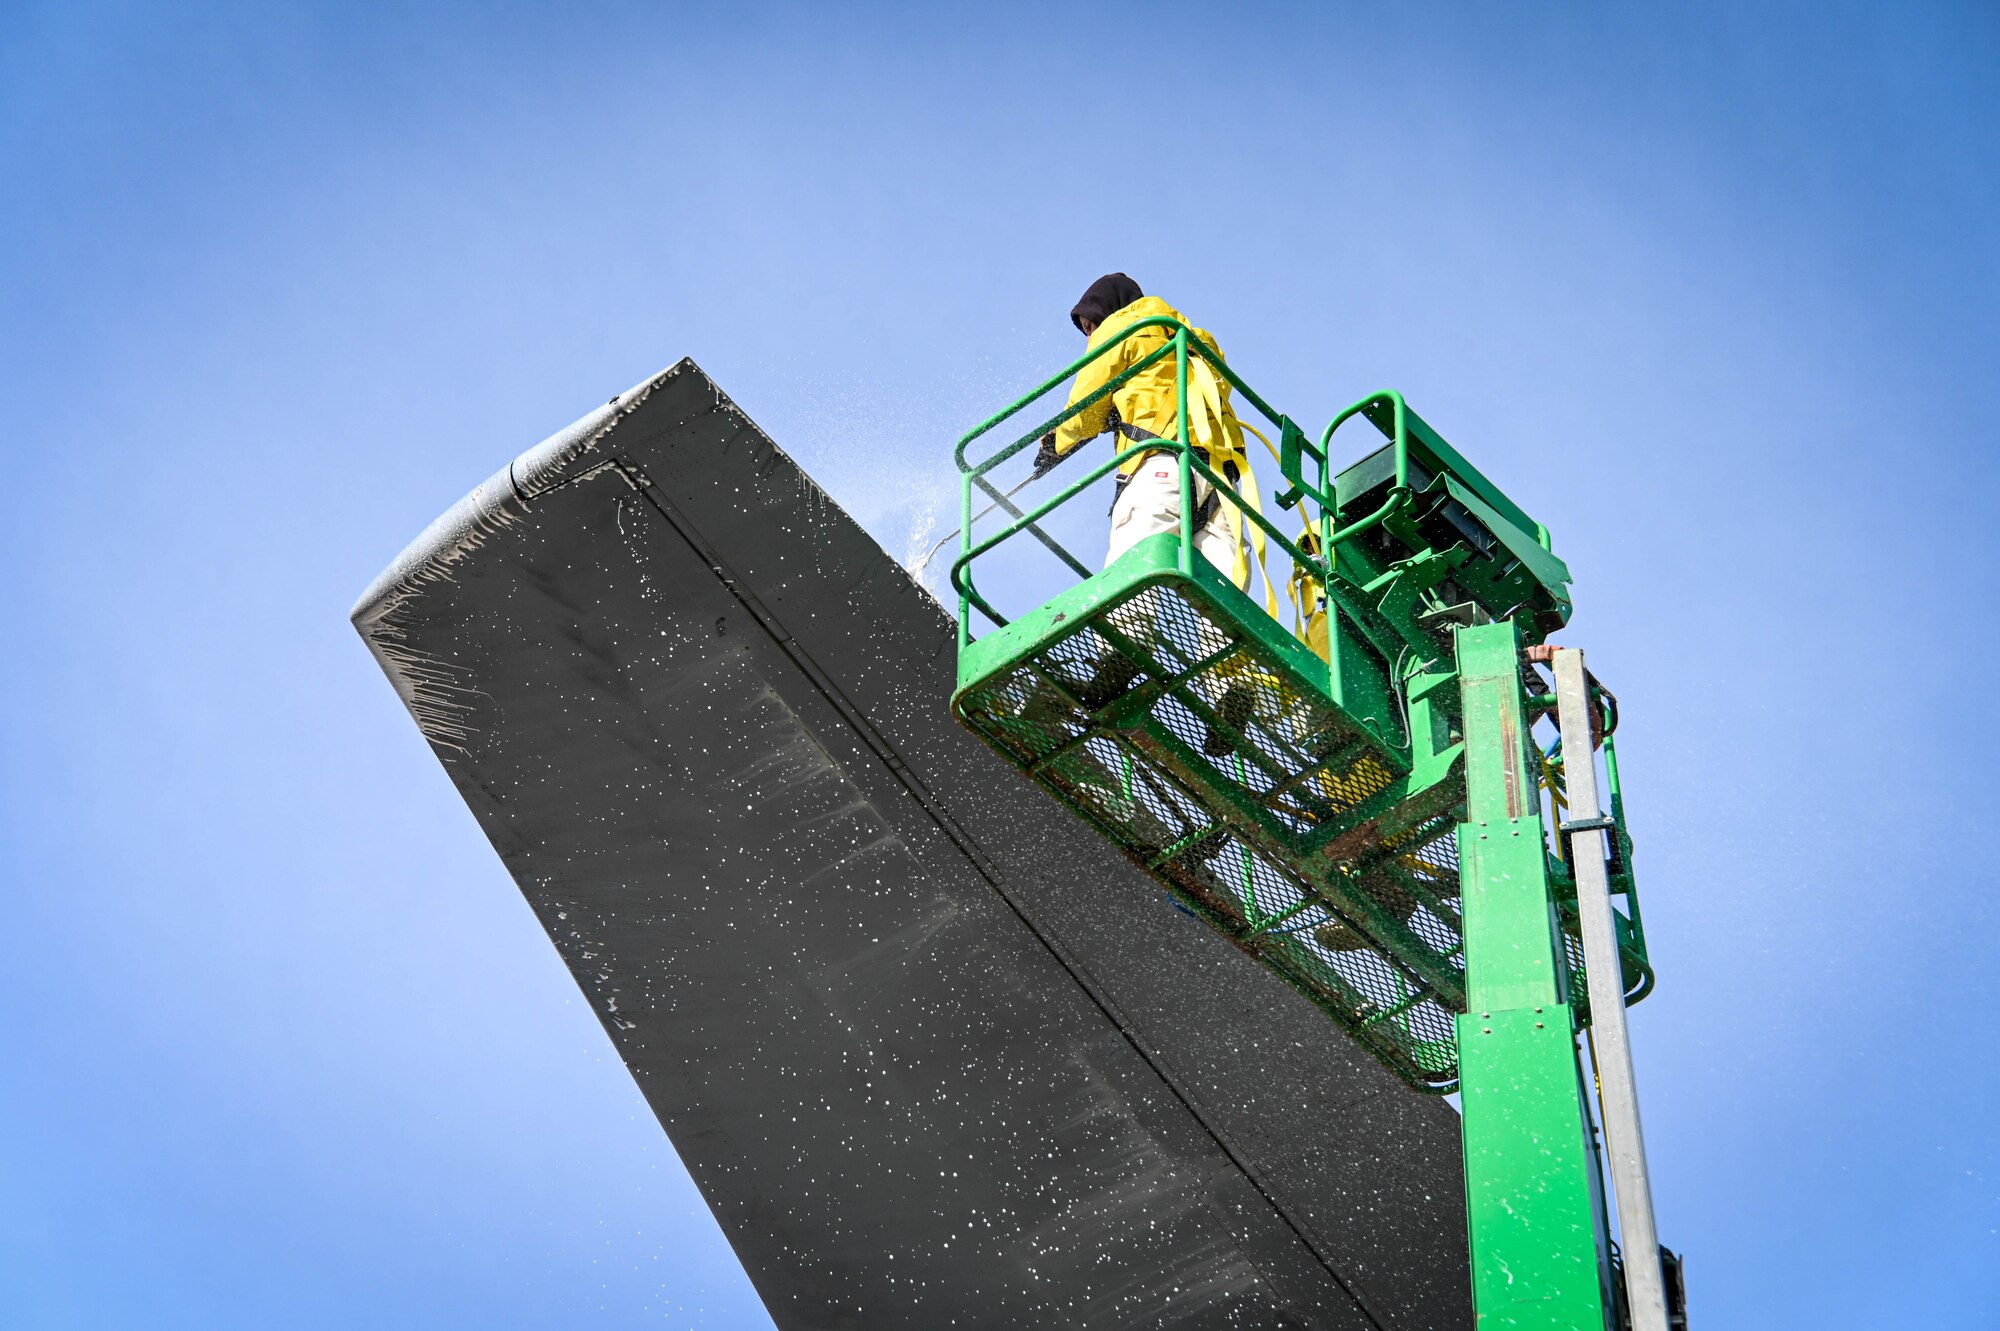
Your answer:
[351,360,1470,1330]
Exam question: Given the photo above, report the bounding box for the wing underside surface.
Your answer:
[351,360,1470,1330]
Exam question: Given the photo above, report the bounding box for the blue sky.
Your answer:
[3,2,1995,1326]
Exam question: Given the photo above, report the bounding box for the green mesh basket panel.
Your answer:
[955,571,1468,1093]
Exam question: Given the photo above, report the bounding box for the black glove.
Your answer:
[1032,433,1062,478]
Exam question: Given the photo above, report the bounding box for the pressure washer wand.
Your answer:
[913,459,1054,576]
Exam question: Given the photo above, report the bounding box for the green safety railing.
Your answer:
[951,317,1421,646]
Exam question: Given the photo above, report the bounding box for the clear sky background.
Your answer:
[4,3,1996,1327]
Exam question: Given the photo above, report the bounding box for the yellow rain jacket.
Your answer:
[1053,295,1250,479]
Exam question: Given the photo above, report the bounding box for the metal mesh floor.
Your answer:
[956,579,1468,1092]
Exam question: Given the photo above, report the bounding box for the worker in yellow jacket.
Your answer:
[1027,276,1260,754]
[1032,274,1254,587]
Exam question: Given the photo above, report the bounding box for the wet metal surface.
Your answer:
[352,360,1470,1330]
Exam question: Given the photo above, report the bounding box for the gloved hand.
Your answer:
[1032,433,1062,478]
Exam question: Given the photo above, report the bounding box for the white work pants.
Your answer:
[1105,451,1240,581]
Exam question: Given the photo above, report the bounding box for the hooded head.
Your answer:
[1070,273,1144,334]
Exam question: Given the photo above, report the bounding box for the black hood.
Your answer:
[1070,273,1144,333]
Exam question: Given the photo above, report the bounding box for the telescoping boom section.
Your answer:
[947,318,1680,1329]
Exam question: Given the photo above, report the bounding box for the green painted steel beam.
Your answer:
[1452,620,1611,1329]
[1457,1009,1613,1328]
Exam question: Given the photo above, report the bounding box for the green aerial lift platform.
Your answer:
[947,318,1687,1328]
